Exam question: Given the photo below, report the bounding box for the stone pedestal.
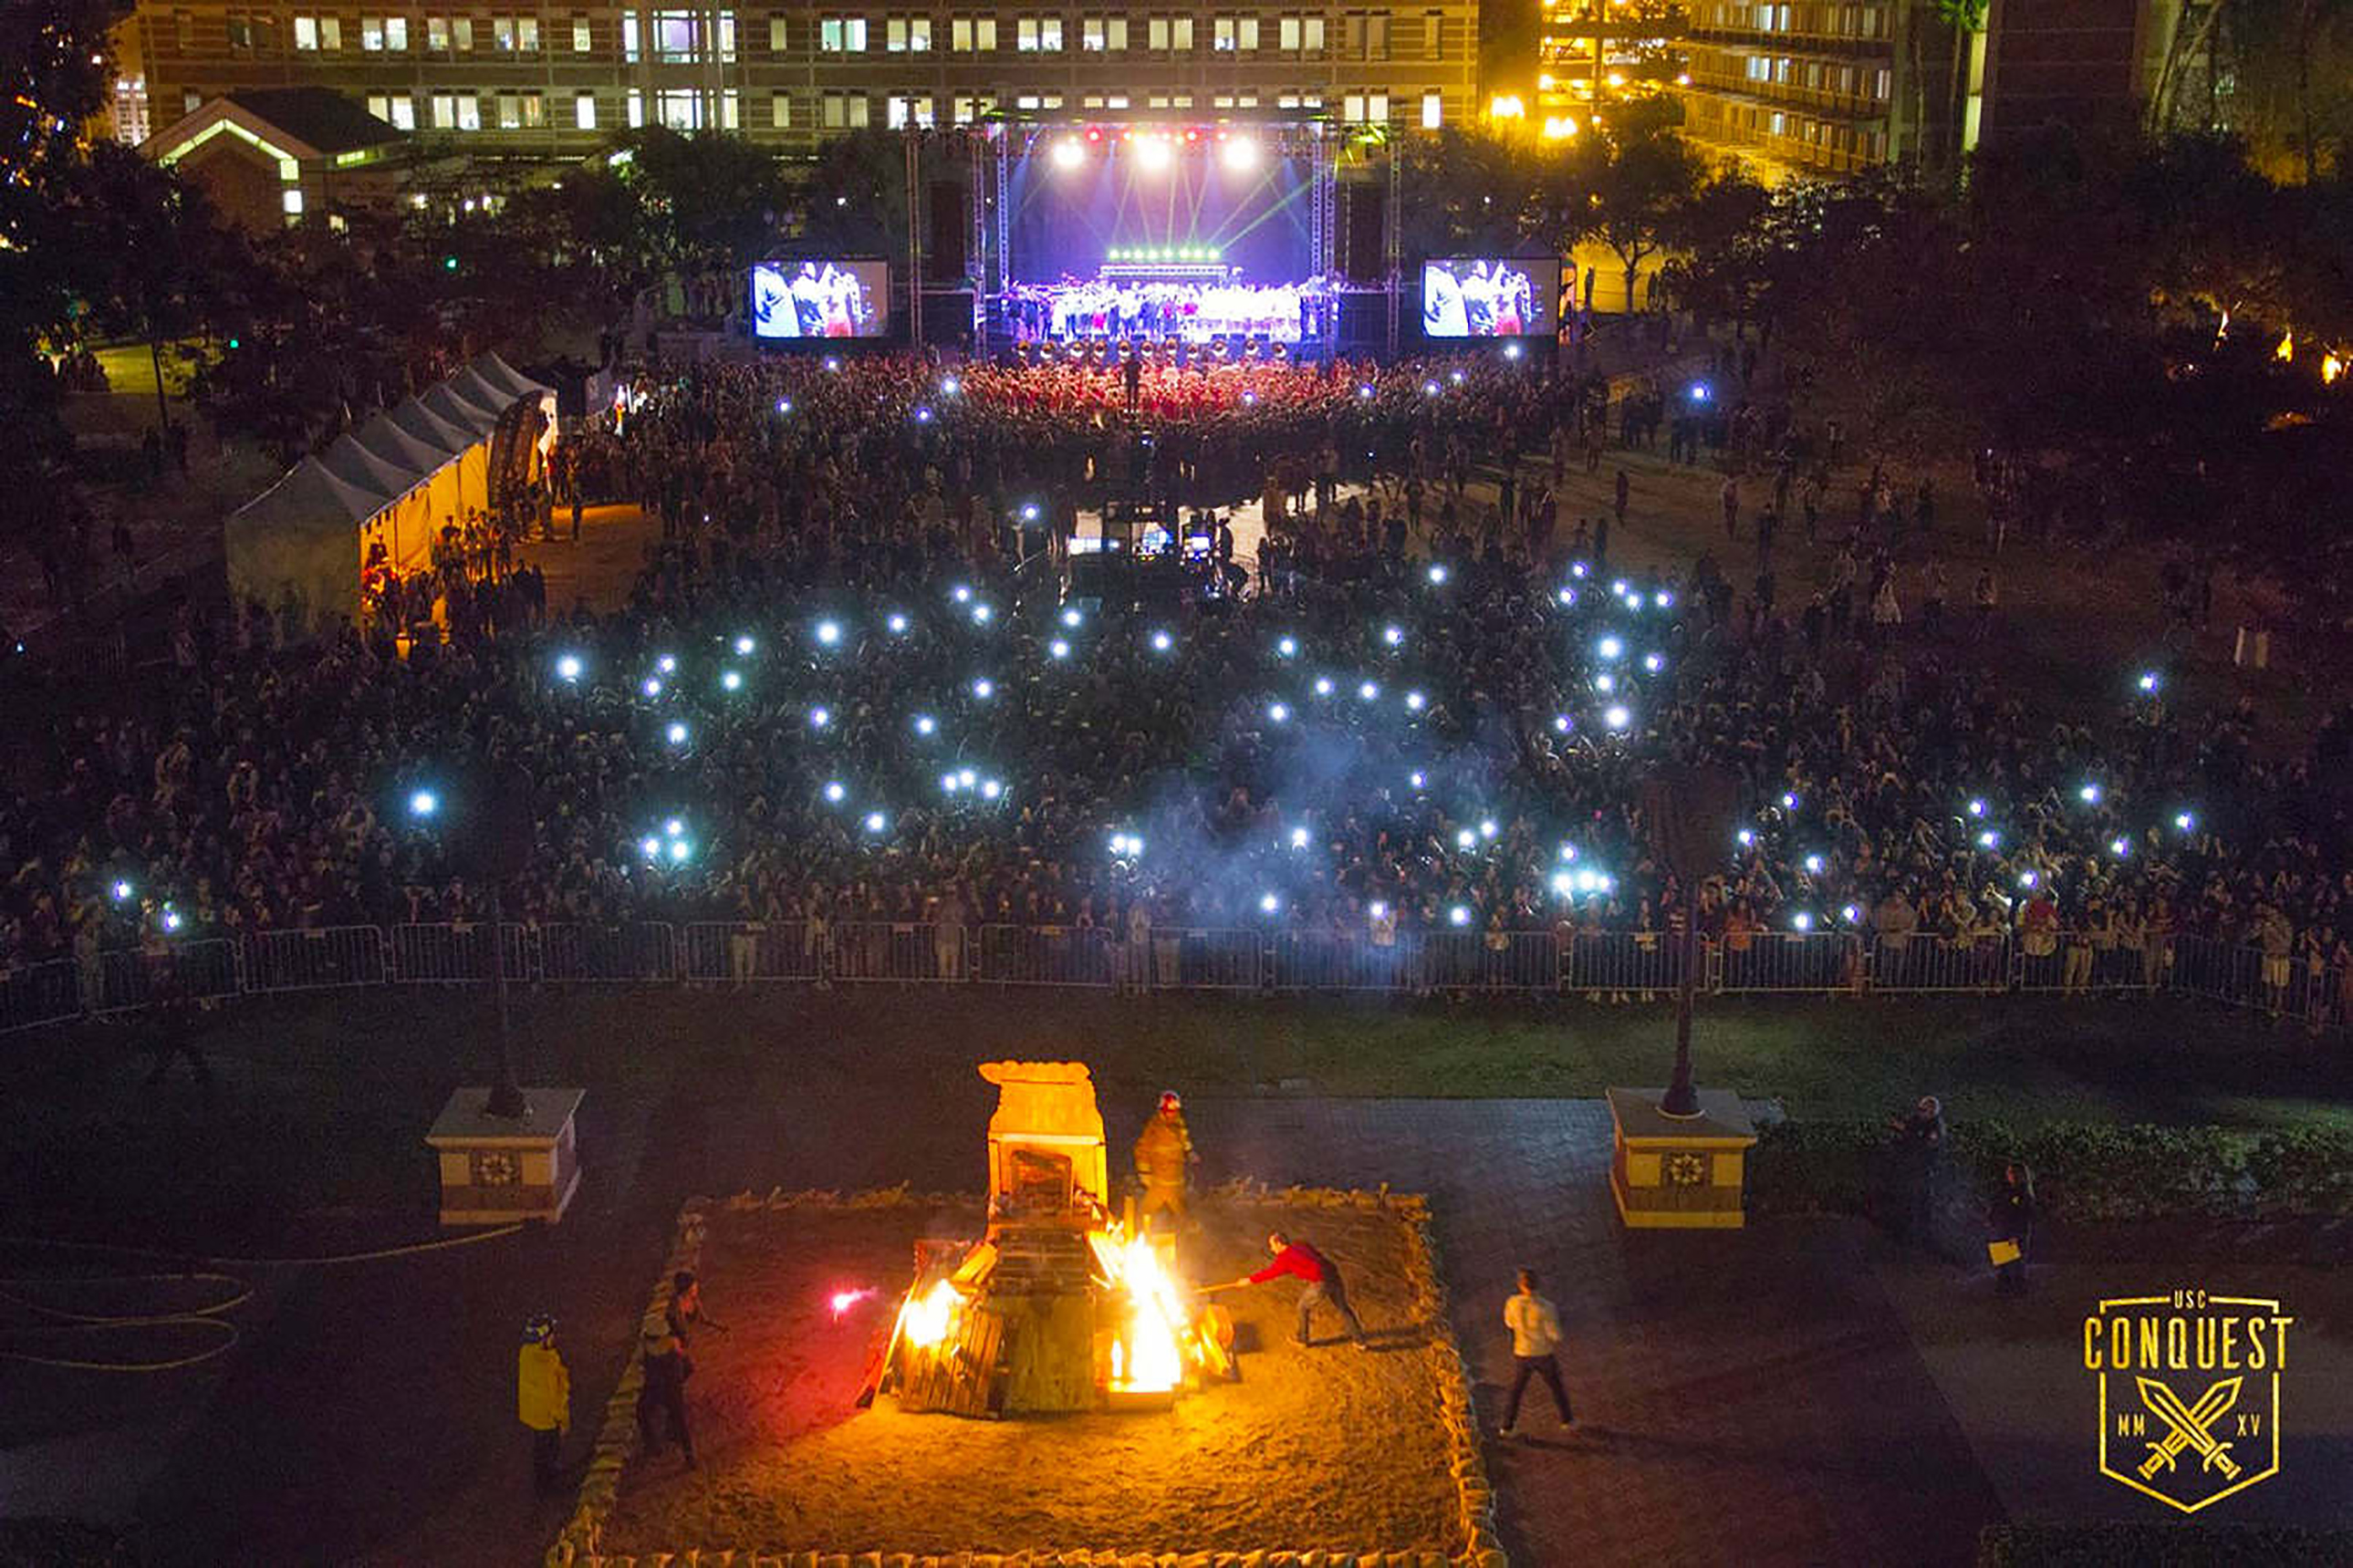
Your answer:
[1606,1087,1757,1230]
[426,1087,585,1226]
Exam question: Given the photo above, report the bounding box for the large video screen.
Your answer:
[750,260,890,339]
[1421,258,1561,339]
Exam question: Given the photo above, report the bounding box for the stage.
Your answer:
[955,116,1402,360]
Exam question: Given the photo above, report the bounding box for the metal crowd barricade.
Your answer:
[977,923,1116,987]
[1853,932,2004,994]
[534,922,676,982]
[824,921,953,982]
[2167,932,2254,1004]
[240,926,388,993]
[1,960,85,1033]
[2010,929,2075,992]
[681,920,820,983]
[91,938,240,1012]
[1178,928,1268,991]
[1271,933,1412,992]
[1565,930,1685,997]
[1722,932,1862,994]
[389,922,492,983]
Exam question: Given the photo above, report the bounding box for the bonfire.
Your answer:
[860,1061,1233,1416]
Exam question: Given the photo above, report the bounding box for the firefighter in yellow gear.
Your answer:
[1133,1090,1198,1230]
[517,1314,572,1494]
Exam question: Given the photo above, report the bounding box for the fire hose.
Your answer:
[0,1225,522,1374]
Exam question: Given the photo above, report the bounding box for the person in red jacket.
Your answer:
[1213,1231,1368,1348]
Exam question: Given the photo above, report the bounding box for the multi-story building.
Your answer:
[1673,0,1914,174]
[1532,0,1684,133]
[1671,0,2158,178]
[133,0,1482,171]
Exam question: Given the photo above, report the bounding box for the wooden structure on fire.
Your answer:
[871,1060,1232,1418]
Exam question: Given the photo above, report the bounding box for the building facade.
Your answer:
[1673,0,1914,174]
[132,0,1483,164]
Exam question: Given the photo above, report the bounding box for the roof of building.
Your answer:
[219,88,406,155]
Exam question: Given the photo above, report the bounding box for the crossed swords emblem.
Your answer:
[2135,1376,2244,1481]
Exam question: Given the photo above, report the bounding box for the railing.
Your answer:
[2,923,2341,1036]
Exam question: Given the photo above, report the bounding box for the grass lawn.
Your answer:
[7,986,2347,1248]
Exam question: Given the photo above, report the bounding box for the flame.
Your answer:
[2275,330,2295,362]
[1088,1226,1193,1394]
[2325,354,2344,386]
[900,1279,962,1349]
[829,1286,877,1320]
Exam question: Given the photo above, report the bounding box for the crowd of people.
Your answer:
[5,346,2349,1028]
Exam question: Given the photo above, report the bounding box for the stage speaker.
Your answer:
[1341,184,1385,284]
[927,182,967,280]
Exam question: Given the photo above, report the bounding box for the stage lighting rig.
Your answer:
[1221,135,1259,172]
[1052,136,1084,170]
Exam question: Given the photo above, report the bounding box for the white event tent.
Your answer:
[224,354,556,639]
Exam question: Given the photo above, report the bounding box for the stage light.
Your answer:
[953,584,973,603]
[2137,670,2160,693]
[1183,128,1201,144]
[1052,135,1084,170]
[1597,635,1624,659]
[1136,135,1172,172]
[981,779,1003,800]
[1428,563,1449,585]
[1782,791,1800,810]
[913,405,933,423]
[1642,652,1664,672]
[1369,899,1390,920]
[1222,135,1259,171]
[1557,587,1577,606]
[1450,369,1465,386]
[1422,379,1441,397]
[1967,797,1986,817]
[1553,713,1572,732]
[776,398,792,414]
[665,818,686,838]
[958,768,977,789]
[2078,782,2101,804]
[1086,126,1103,143]
[1241,389,1257,406]
[1977,829,2001,849]
[970,601,993,625]
[2109,836,2131,857]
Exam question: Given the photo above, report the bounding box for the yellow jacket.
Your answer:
[518,1342,570,1432]
[1133,1112,1193,1184]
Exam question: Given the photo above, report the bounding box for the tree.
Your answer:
[1395,128,1547,258]
[1572,127,1710,312]
[77,143,247,433]
[612,127,793,270]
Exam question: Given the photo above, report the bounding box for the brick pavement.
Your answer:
[1199,1098,2004,1567]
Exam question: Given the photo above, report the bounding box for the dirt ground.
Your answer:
[600,1198,1464,1559]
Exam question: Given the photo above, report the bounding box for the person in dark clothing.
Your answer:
[636,1324,696,1466]
[667,1269,728,1345]
[1888,1094,1946,1246]
[1990,1163,2035,1295]
[1213,1231,1369,1347]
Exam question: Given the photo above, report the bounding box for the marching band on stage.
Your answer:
[1003,275,1334,346]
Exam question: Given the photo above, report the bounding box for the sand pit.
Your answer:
[594,1194,1477,1561]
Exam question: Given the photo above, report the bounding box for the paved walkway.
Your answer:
[1204,1098,2002,1566]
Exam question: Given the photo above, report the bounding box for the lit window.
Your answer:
[573,15,592,50]
[627,88,644,125]
[1421,88,1442,128]
[658,88,701,128]
[576,90,598,128]
[819,16,868,50]
[427,15,450,48]
[887,16,932,50]
[1425,10,1442,57]
[769,15,789,50]
[320,16,341,47]
[517,16,539,49]
[771,90,792,126]
[451,17,471,48]
[1081,16,1127,48]
[283,188,305,216]
[293,15,319,48]
[494,16,514,48]
[721,88,739,128]
[622,14,640,57]
[455,92,481,129]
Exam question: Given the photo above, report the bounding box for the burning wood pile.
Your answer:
[861,1061,1233,1417]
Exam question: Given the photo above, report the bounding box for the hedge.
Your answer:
[1748,1119,2353,1224]
[1978,1522,2353,1566]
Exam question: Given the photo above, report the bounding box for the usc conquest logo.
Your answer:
[2082,1290,2295,1513]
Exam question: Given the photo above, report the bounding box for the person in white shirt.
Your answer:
[1500,1268,1573,1437]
